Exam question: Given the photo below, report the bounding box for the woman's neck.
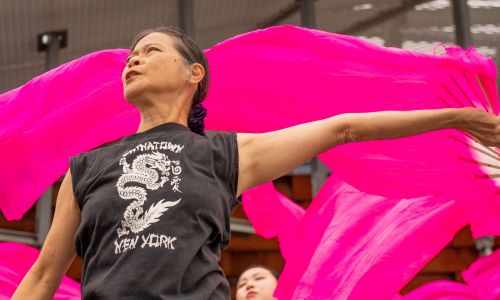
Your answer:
[137,111,188,133]
[136,97,191,133]
[132,83,196,133]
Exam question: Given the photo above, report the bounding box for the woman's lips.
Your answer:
[246,291,257,298]
[125,70,141,81]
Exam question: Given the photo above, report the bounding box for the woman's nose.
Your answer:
[127,56,140,68]
[246,281,255,290]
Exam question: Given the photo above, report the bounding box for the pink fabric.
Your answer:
[1,25,498,237]
[0,25,499,298]
[243,177,466,299]
[401,249,500,300]
[242,183,304,261]
[400,281,480,300]
[206,26,499,238]
[0,242,81,299]
[0,50,136,219]
[462,248,500,299]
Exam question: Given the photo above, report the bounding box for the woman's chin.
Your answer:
[123,86,144,104]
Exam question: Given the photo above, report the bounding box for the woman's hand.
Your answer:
[457,108,500,147]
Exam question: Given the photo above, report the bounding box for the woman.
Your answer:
[236,265,279,300]
[12,26,500,299]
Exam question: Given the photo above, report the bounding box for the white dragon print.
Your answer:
[116,151,182,237]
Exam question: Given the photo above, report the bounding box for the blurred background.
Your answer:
[0,0,499,298]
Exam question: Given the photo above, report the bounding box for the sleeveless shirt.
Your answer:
[69,122,240,299]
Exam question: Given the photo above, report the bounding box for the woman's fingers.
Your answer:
[462,109,500,147]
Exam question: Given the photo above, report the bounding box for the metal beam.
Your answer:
[231,218,255,234]
[37,32,61,245]
[0,229,37,246]
[46,34,59,70]
[178,0,195,39]
[36,188,53,245]
[310,158,330,197]
[451,0,472,48]
[35,31,66,246]
[300,0,316,29]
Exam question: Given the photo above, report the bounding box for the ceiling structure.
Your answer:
[0,0,499,93]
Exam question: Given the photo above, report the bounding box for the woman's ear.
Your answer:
[190,63,205,84]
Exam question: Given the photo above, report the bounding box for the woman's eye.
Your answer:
[147,47,159,53]
[126,56,132,63]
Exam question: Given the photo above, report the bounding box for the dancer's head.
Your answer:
[236,265,279,300]
[123,26,209,134]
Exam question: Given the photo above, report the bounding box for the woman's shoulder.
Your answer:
[200,130,237,148]
[204,130,236,139]
[91,137,128,152]
[81,136,129,156]
[70,137,128,171]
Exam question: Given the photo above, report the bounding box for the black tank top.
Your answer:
[70,122,240,299]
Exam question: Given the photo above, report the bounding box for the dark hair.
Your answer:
[238,264,280,281]
[129,26,209,135]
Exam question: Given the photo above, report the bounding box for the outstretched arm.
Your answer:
[12,171,81,300]
[236,108,500,196]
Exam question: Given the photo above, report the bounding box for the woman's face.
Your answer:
[236,267,278,300]
[122,32,191,103]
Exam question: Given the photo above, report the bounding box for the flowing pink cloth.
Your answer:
[243,177,466,299]
[205,27,498,238]
[400,248,500,300]
[0,25,499,299]
[0,50,135,218]
[0,242,81,299]
[1,25,498,237]
[242,183,304,261]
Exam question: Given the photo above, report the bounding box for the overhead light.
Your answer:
[353,3,374,11]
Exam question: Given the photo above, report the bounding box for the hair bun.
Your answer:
[188,103,207,135]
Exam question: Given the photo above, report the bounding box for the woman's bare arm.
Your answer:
[12,170,81,300]
[236,108,500,196]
